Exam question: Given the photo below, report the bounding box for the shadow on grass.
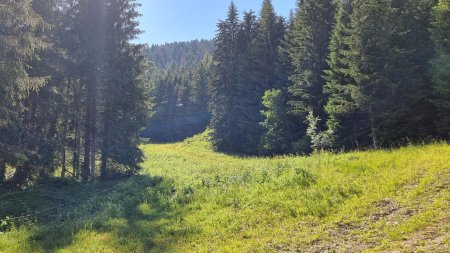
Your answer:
[0,175,196,252]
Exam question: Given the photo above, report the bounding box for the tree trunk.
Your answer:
[0,156,5,184]
[100,122,109,180]
[73,119,80,179]
[90,129,96,179]
[82,80,97,182]
[82,97,94,182]
[82,127,92,182]
[61,144,67,178]
[369,104,378,149]
[48,114,58,172]
[100,141,108,180]
[72,79,82,180]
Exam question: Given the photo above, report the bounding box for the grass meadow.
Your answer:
[0,131,449,252]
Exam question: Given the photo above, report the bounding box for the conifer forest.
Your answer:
[0,0,449,252]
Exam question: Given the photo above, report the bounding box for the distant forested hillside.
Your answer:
[147,39,214,69]
[141,40,214,142]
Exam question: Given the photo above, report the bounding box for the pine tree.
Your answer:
[288,0,336,151]
[326,0,437,148]
[253,0,286,90]
[277,10,295,87]
[324,0,371,148]
[260,11,300,154]
[289,0,336,117]
[209,2,241,152]
[0,0,50,185]
[99,0,152,179]
[234,10,264,153]
[344,0,396,148]
[378,0,436,145]
[189,61,210,110]
[77,0,108,181]
[430,0,450,138]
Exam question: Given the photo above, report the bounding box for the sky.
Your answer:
[135,0,297,45]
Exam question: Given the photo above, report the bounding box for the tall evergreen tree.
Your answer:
[209,2,242,152]
[379,0,437,145]
[0,0,50,185]
[289,0,336,117]
[350,0,398,148]
[253,0,286,90]
[99,0,152,179]
[326,0,437,148]
[237,11,263,154]
[77,0,108,181]
[234,10,263,153]
[189,61,211,111]
[210,5,273,154]
[45,0,86,180]
[324,0,371,148]
[20,0,75,181]
[243,1,287,153]
[288,0,336,151]
[260,12,299,154]
[277,10,295,86]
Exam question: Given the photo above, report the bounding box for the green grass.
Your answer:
[0,130,449,252]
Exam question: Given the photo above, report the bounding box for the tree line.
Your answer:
[0,0,151,187]
[208,0,450,155]
[141,40,214,142]
[147,39,214,69]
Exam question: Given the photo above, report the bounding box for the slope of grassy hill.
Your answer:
[0,131,449,252]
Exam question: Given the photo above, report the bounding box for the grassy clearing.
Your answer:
[0,131,449,252]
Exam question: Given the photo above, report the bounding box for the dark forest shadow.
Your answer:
[140,112,210,144]
[0,175,196,252]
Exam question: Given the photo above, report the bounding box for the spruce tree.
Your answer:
[209,2,241,152]
[0,0,151,185]
[260,11,300,154]
[77,0,108,181]
[378,0,437,145]
[289,0,336,117]
[288,0,336,151]
[99,0,152,179]
[324,0,371,148]
[189,61,210,111]
[344,0,395,148]
[277,10,295,87]
[246,1,286,153]
[326,0,437,148]
[235,10,263,153]
[254,0,286,90]
[0,0,50,185]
